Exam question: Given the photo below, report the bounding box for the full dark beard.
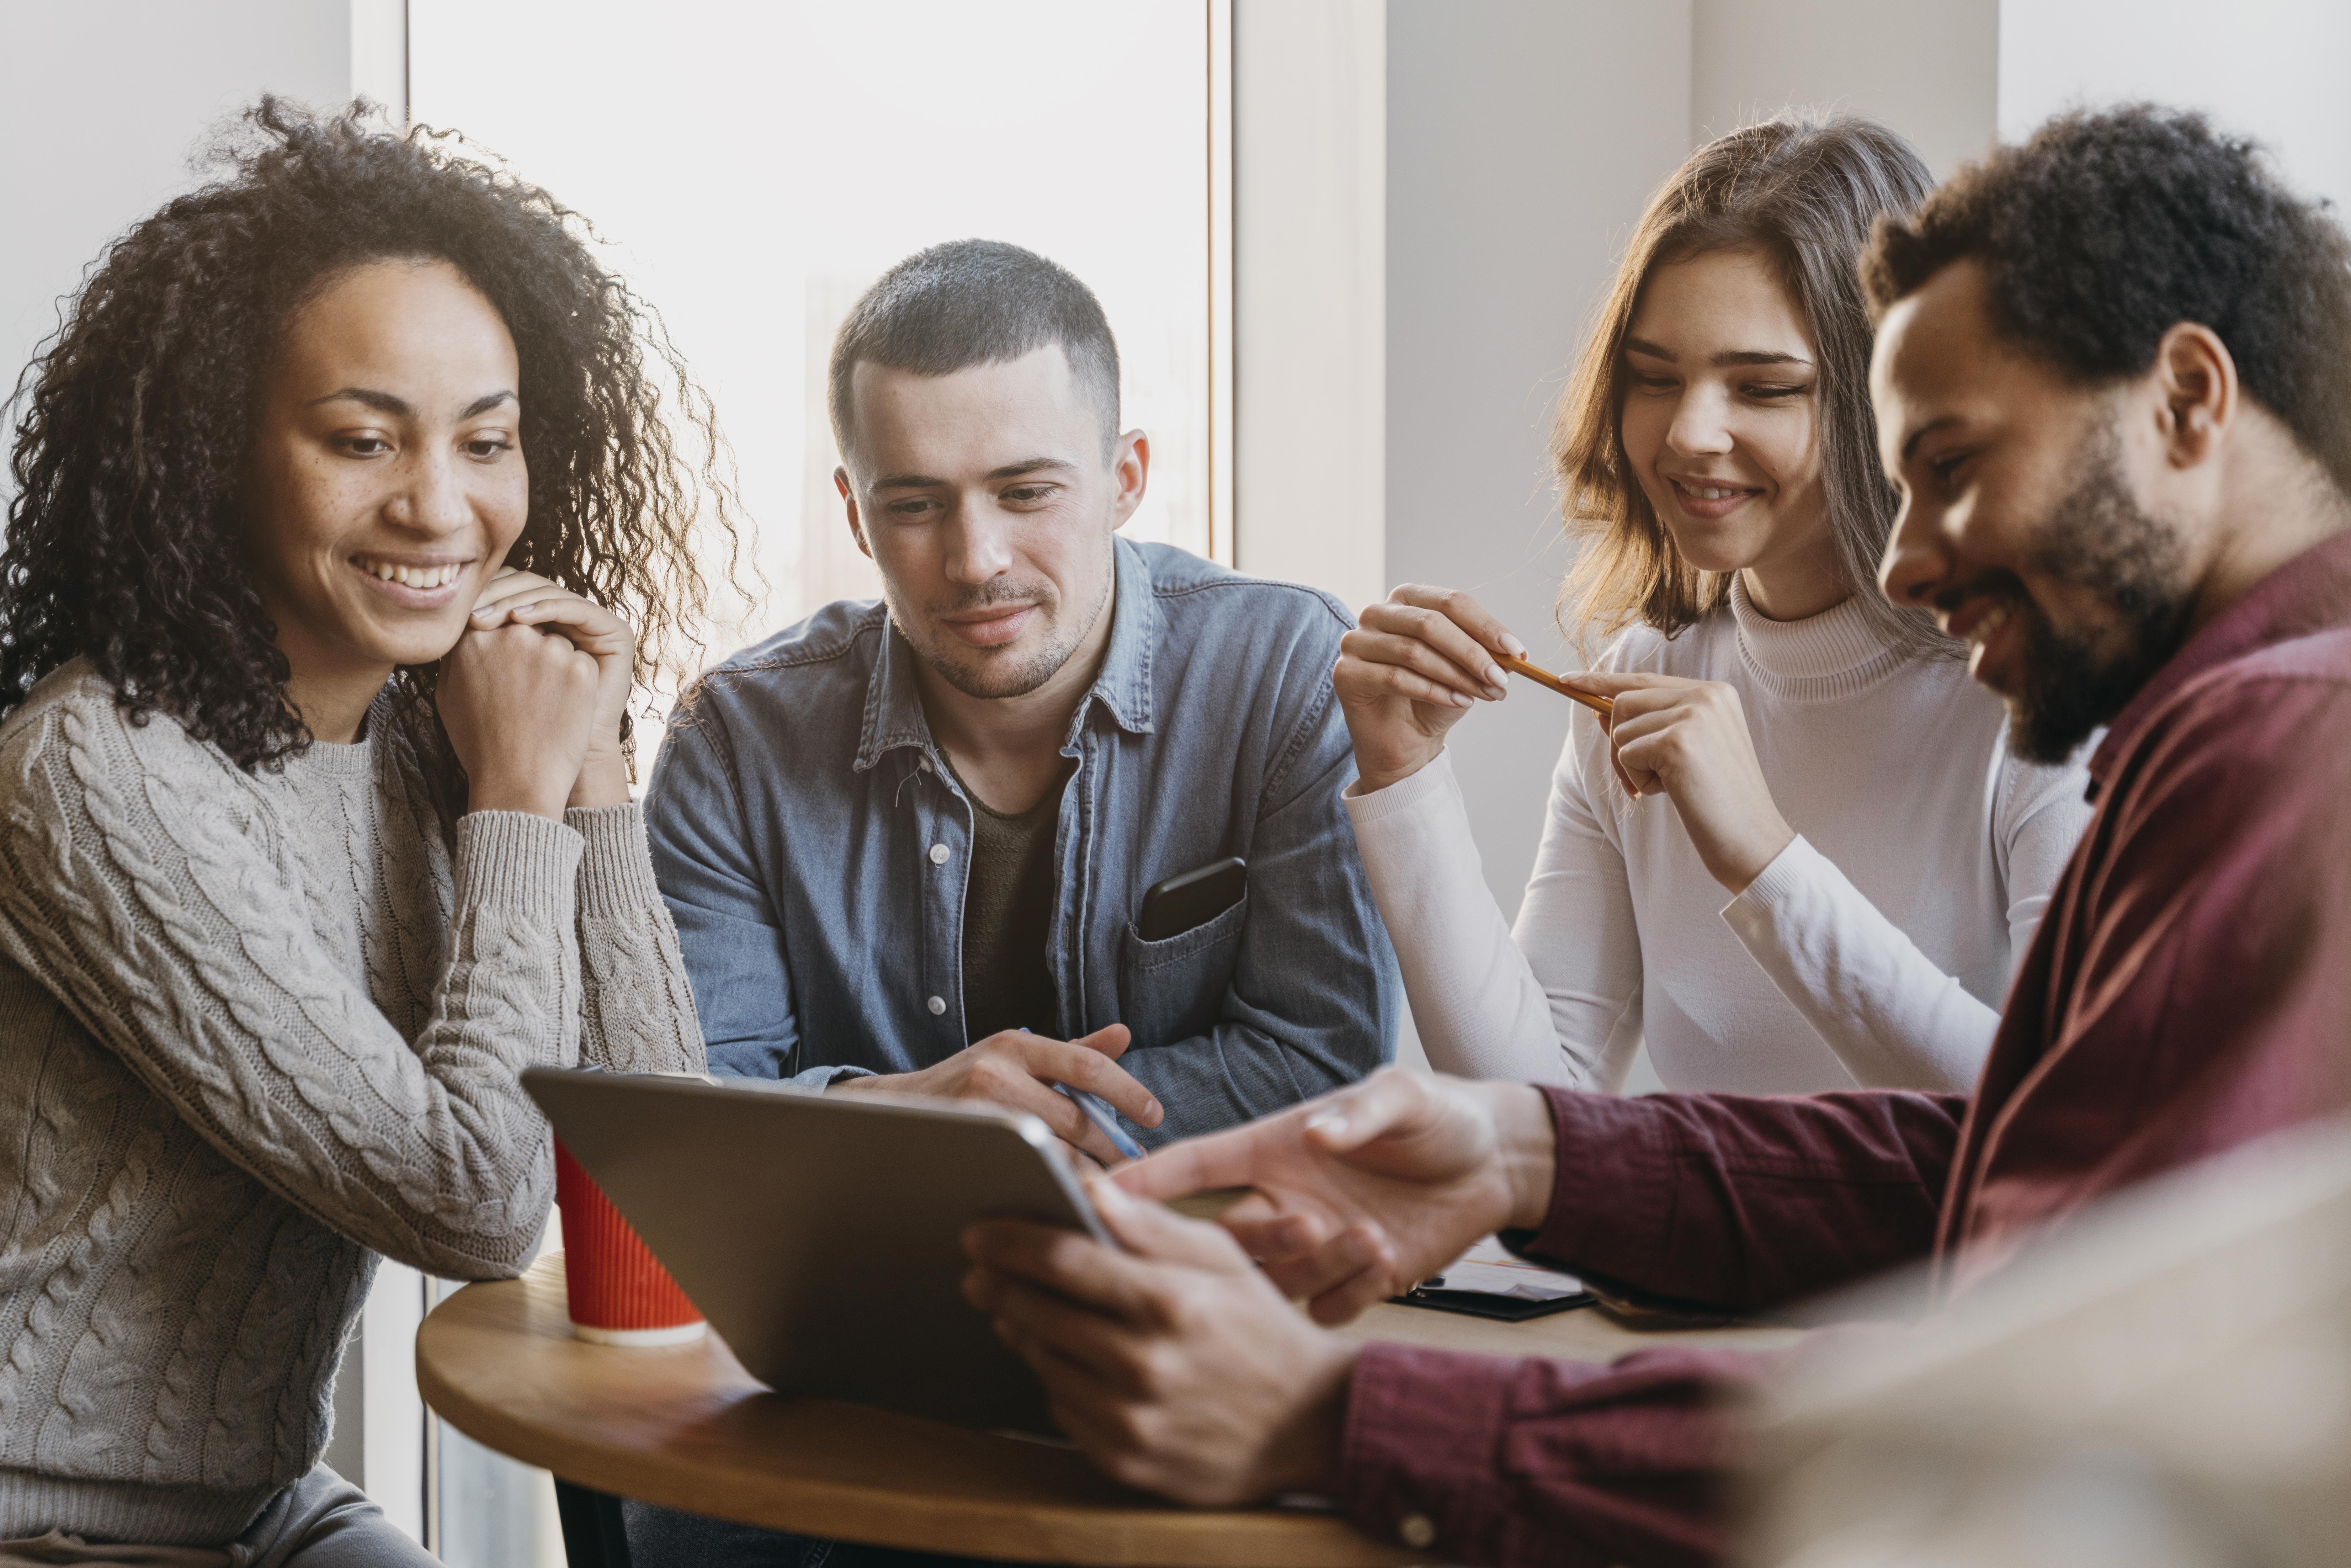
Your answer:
[2002,428,2196,764]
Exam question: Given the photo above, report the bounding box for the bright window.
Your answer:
[412,0,1223,659]
[391,9,1224,1560]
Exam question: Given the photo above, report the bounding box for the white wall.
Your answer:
[1692,0,1998,178]
[1231,0,1388,618]
[0,1,351,401]
[1384,0,1694,925]
[1999,0,2351,214]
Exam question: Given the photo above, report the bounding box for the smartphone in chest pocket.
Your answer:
[1136,856,1247,942]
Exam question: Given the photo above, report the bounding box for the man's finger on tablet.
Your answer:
[1112,1124,1263,1201]
[1090,1176,1248,1273]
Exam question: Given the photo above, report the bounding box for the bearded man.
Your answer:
[960,108,2351,1568]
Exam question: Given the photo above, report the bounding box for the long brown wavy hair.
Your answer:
[1552,114,1948,658]
[2,98,739,824]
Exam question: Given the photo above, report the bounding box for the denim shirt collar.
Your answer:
[853,536,1162,772]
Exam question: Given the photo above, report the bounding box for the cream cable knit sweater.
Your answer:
[0,662,704,1547]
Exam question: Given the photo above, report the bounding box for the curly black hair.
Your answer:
[1861,105,2351,495]
[3,96,739,811]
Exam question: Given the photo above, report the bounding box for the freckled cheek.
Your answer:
[482,470,531,556]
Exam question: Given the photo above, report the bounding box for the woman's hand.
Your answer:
[437,621,602,819]
[1565,671,1795,893]
[467,568,636,809]
[1334,585,1526,794]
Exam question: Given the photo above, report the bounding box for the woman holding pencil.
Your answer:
[1335,115,2092,1094]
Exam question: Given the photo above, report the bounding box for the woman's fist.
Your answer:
[438,620,604,819]
[1567,670,1795,893]
[1334,585,1526,793]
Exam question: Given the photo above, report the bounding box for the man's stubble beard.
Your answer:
[905,541,1118,702]
[2002,419,2197,764]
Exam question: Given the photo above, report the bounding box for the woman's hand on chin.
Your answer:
[439,574,609,819]
[466,568,637,809]
[1335,585,1524,795]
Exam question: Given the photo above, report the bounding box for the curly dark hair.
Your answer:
[1861,105,2351,495]
[3,96,738,811]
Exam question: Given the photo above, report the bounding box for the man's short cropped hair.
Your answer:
[1861,106,2351,494]
[827,239,1121,462]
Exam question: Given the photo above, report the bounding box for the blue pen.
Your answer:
[1022,1029,1147,1160]
[1056,1082,1146,1161]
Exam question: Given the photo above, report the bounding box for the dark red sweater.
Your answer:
[1338,531,2351,1567]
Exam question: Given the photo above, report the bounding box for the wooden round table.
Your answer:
[416,1254,1798,1565]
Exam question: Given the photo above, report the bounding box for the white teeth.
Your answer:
[1679,483,1742,500]
[358,559,461,589]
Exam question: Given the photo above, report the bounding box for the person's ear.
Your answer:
[836,465,873,560]
[2152,322,2239,471]
[1109,430,1150,530]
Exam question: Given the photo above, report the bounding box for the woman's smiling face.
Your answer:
[1617,248,1834,596]
[244,258,529,685]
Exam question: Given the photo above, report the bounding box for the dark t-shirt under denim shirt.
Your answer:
[948,752,1069,1043]
[642,538,1401,1144]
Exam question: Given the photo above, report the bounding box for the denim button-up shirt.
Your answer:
[643,538,1400,1144]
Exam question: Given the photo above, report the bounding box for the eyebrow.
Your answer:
[872,457,1079,490]
[307,387,517,418]
[1622,337,1814,370]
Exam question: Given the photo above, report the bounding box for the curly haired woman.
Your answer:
[0,101,726,1564]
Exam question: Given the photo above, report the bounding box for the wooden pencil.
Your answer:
[1497,653,1614,717]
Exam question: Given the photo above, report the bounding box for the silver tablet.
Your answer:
[522,1067,1105,1437]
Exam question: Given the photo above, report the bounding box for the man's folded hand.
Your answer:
[834,1024,1157,1167]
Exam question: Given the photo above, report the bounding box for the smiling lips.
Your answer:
[1945,590,2027,688]
[1667,476,1763,520]
[350,554,470,602]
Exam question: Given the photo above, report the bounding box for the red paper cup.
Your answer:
[553,1140,707,1346]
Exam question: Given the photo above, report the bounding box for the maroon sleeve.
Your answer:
[1521,1085,1966,1312]
[1338,1341,1769,1567]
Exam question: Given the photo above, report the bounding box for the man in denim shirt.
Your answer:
[643,240,1400,1172]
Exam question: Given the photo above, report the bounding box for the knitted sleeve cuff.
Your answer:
[454,809,584,913]
[564,802,667,920]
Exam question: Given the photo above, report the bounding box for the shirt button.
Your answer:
[929,843,951,866]
[927,996,947,1016]
[1398,1513,1436,1550]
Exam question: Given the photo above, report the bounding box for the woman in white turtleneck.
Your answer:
[1337,116,2092,1096]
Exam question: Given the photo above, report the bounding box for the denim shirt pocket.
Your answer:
[1117,891,1250,1049]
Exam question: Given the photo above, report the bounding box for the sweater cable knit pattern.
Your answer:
[0,662,703,1546]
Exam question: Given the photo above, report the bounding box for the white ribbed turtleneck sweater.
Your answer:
[1344,579,2095,1094]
